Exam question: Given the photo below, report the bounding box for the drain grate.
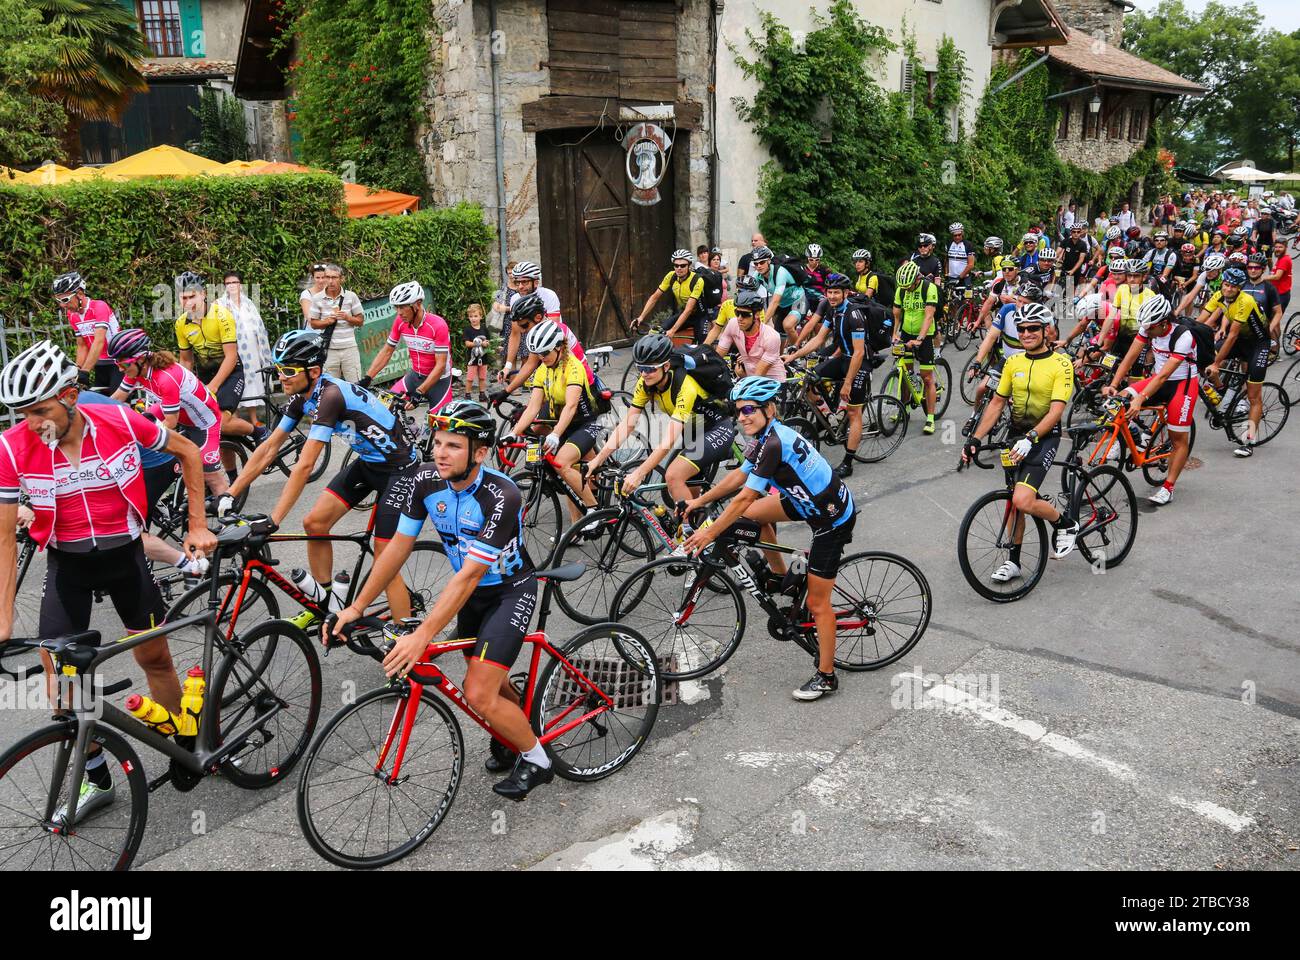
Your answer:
[561,655,670,708]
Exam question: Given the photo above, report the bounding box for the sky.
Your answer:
[1129,0,1300,35]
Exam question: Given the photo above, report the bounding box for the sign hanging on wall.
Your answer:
[624,122,672,206]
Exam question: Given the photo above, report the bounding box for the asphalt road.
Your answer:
[4,344,1298,871]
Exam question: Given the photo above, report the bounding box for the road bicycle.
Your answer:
[1199,356,1289,445]
[0,519,323,871]
[779,357,907,463]
[941,279,985,351]
[295,563,661,869]
[880,342,953,422]
[956,430,1138,602]
[609,516,931,682]
[1073,395,1198,489]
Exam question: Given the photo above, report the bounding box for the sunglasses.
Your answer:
[275,364,307,378]
[1018,324,1046,333]
[735,309,755,319]
[673,262,691,269]
[55,295,76,305]
[1002,266,1018,271]
[113,357,144,368]
[637,363,666,374]
[735,404,763,416]
[429,414,486,436]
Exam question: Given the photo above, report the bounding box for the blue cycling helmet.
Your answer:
[730,376,783,405]
[824,273,853,290]
[1221,266,1248,286]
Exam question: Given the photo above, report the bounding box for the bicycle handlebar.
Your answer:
[322,614,390,659]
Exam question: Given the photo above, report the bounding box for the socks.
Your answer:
[521,740,551,769]
[1008,544,1022,566]
[85,752,112,789]
[1163,480,1174,491]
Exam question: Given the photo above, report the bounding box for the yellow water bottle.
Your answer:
[176,666,206,739]
[125,695,178,737]
[1200,380,1221,407]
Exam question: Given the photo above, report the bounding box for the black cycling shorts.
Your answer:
[775,503,857,579]
[1230,337,1271,384]
[1003,434,1060,493]
[326,456,419,540]
[902,336,936,368]
[459,574,539,670]
[198,362,245,413]
[143,461,179,514]
[679,417,736,474]
[402,369,453,411]
[815,354,869,406]
[93,361,122,395]
[39,539,166,639]
[561,419,602,456]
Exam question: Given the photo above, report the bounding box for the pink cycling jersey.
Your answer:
[121,363,221,429]
[64,298,120,350]
[387,311,451,378]
[0,402,167,551]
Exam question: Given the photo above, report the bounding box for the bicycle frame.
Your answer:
[1085,403,1173,470]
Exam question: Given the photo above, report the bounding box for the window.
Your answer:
[1129,106,1146,142]
[1106,97,1125,139]
[1057,102,1071,141]
[138,0,183,57]
[925,70,937,108]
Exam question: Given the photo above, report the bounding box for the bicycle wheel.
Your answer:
[852,395,908,462]
[278,425,332,482]
[818,551,932,671]
[1071,464,1138,570]
[511,470,563,567]
[603,390,650,466]
[785,416,823,452]
[396,540,454,618]
[951,310,973,352]
[1065,381,1108,432]
[164,571,282,680]
[0,723,148,871]
[208,620,322,788]
[1282,313,1300,355]
[1274,355,1300,407]
[10,536,43,638]
[533,623,661,782]
[1224,382,1289,446]
[551,508,657,625]
[958,354,983,406]
[957,488,1049,602]
[296,685,463,869]
[930,358,953,419]
[1140,418,1196,487]
[609,555,745,681]
[880,369,907,416]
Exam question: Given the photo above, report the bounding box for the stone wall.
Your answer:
[1050,0,1126,46]
[675,0,715,248]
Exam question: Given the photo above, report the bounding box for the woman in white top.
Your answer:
[299,263,326,323]
[218,271,274,426]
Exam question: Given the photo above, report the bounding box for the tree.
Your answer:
[0,0,73,169]
[32,0,150,159]
[189,87,251,163]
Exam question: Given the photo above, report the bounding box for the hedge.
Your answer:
[0,175,495,363]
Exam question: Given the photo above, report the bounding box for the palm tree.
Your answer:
[33,0,150,159]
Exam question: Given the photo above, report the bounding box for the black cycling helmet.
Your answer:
[735,275,760,291]
[632,333,674,366]
[430,399,496,446]
[1124,240,1143,258]
[272,330,326,367]
[824,273,853,291]
[51,272,85,296]
[734,288,766,312]
[1222,266,1248,286]
[1246,252,1268,268]
[750,245,774,263]
[1017,282,1045,303]
[509,293,546,323]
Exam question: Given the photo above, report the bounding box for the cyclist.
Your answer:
[803,243,831,315]
[978,259,1020,328]
[715,286,787,383]
[1102,295,1197,505]
[1054,291,1108,353]
[750,246,806,340]
[107,328,230,498]
[1059,223,1092,290]
[945,222,977,292]
[1241,253,1283,341]
[173,271,257,466]
[221,330,419,619]
[1266,239,1292,314]
[587,333,735,505]
[786,274,873,477]
[1201,267,1271,457]
[1169,243,1200,300]
[851,249,879,299]
[0,341,216,819]
[983,237,1008,277]
[1145,231,1178,295]
[636,249,704,343]
[1098,260,1155,363]
[500,261,562,383]
[910,232,946,351]
[1178,252,1226,316]
[891,259,940,435]
[495,294,594,397]
[962,305,1080,579]
[52,271,121,393]
[968,280,1042,424]
[678,376,856,702]
[704,275,762,347]
[503,320,602,527]
[360,281,452,412]
[329,400,550,799]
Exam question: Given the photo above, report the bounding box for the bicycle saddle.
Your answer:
[533,563,586,582]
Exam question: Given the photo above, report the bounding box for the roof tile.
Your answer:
[1048,30,1207,94]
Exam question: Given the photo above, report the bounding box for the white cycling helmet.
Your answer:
[1106,246,1127,264]
[949,222,964,234]
[524,319,565,355]
[0,340,79,410]
[984,236,1003,250]
[1203,253,1227,271]
[1022,232,1039,245]
[806,243,823,259]
[670,248,693,263]
[388,280,423,307]
[851,248,871,262]
[1015,302,1054,327]
[1074,293,1105,320]
[512,261,542,281]
[1137,294,1172,332]
[1105,226,1122,241]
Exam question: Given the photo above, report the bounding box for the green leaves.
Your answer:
[0,0,72,168]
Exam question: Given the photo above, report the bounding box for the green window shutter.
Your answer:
[117,0,136,12]
[178,0,205,57]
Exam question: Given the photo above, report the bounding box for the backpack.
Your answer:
[670,343,734,400]
[1172,321,1216,374]
[692,265,724,309]
[775,254,810,289]
[869,270,897,309]
[848,295,894,352]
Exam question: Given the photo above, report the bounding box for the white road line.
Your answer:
[898,670,1255,833]
[725,750,837,773]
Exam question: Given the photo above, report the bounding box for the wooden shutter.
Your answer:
[177,0,205,57]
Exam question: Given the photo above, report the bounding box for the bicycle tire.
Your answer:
[609,555,745,681]
[1282,313,1300,355]
[852,395,908,462]
[814,551,932,671]
[10,537,42,638]
[208,619,322,788]
[533,623,661,782]
[958,353,984,406]
[1065,381,1107,432]
[785,416,822,452]
[1071,464,1138,570]
[0,722,148,872]
[296,684,463,869]
[931,358,953,419]
[551,508,657,625]
[881,369,906,414]
[394,540,454,619]
[1274,354,1300,407]
[164,571,282,681]
[511,469,563,567]
[1140,418,1196,486]
[1223,382,1289,446]
[957,488,1049,602]
[278,426,332,482]
[952,306,975,352]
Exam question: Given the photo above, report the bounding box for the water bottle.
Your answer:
[330,571,351,614]
[1218,385,1236,414]
[813,391,832,418]
[742,548,769,587]
[175,667,205,746]
[1200,379,1222,407]
[781,555,808,597]
[125,695,178,737]
[289,568,328,606]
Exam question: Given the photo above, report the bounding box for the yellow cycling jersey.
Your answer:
[854,273,879,297]
[713,298,736,328]
[1204,289,1269,340]
[528,352,596,422]
[175,303,237,367]
[1112,285,1157,335]
[991,253,1011,274]
[631,371,719,423]
[996,350,1074,431]
[659,270,704,309]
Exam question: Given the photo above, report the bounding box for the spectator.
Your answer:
[1094,209,1110,242]
[218,271,273,430]
[307,263,365,382]
[710,250,728,301]
[463,302,490,402]
[736,232,766,279]
[299,263,326,324]
[695,244,711,271]
[1117,202,1135,232]
[1268,239,1292,314]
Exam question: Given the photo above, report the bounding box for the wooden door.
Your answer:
[537,129,675,346]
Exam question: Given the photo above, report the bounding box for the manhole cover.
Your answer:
[1182,457,1204,471]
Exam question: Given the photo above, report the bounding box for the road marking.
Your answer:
[725,750,836,773]
[1165,795,1255,833]
[528,806,732,871]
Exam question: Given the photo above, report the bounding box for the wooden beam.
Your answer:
[621,20,676,42]
[522,96,701,132]
[550,31,621,55]
[549,11,618,35]
[620,77,678,100]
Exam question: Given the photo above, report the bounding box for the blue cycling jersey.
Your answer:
[278,374,415,469]
[741,420,854,530]
[78,390,173,468]
[822,300,867,356]
[396,465,534,586]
